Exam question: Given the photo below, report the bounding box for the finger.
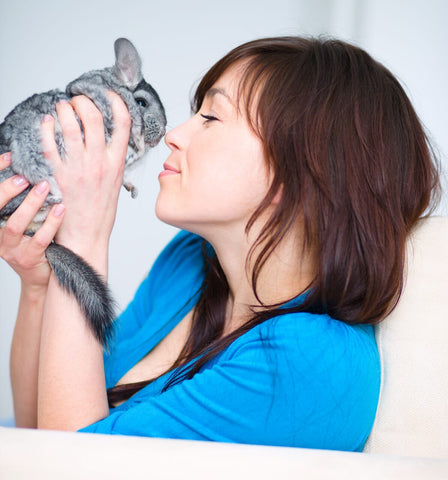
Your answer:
[0,174,30,210]
[28,203,65,255]
[1,181,50,248]
[0,152,12,171]
[107,91,131,162]
[70,95,106,155]
[40,114,63,169]
[55,100,84,160]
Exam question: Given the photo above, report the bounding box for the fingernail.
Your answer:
[35,180,49,194]
[42,114,53,123]
[2,152,12,165]
[53,204,65,217]
[13,175,28,186]
[58,99,69,104]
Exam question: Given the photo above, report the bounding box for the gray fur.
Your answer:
[0,38,167,346]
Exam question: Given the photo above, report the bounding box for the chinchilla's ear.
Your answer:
[113,38,143,88]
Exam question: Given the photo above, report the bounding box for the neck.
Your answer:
[201,218,315,335]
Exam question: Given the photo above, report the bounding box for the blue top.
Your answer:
[79,230,380,451]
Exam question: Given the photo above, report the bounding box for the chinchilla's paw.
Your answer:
[42,177,63,205]
[123,181,138,198]
[45,192,63,205]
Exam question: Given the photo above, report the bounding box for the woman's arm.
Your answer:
[0,152,66,427]
[38,273,109,430]
[36,93,131,430]
[11,282,47,428]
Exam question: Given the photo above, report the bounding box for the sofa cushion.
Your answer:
[363,216,448,458]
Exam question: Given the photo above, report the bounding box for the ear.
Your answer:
[112,38,143,88]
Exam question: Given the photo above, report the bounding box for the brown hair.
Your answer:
[108,36,440,405]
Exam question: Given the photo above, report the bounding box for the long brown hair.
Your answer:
[108,36,440,405]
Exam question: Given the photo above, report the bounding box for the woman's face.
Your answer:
[155,64,272,237]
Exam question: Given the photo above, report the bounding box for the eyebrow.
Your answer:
[205,87,234,105]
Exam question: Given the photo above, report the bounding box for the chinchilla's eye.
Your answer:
[136,97,148,108]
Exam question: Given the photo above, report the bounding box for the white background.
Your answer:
[0,0,447,420]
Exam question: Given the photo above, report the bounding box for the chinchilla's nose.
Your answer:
[144,118,166,147]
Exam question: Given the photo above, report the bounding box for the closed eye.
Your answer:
[200,114,218,124]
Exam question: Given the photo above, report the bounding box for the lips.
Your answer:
[163,163,180,173]
[159,162,181,179]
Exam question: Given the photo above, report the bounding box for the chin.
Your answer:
[155,195,238,239]
[155,198,177,227]
[155,197,189,231]
[155,209,209,240]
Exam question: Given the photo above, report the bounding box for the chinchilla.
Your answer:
[0,38,167,348]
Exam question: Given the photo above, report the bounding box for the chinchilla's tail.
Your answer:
[45,242,115,348]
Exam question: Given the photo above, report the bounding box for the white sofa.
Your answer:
[1,216,447,479]
[363,216,448,459]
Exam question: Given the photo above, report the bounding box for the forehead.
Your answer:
[206,62,249,104]
[205,86,233,104]
[206,64,263,125]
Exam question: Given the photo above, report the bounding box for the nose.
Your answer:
[165,116,196,151]
[165,123,185,151]
[164,128,177,151]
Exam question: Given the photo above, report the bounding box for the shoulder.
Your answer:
[225,310,380,391]
[135,229,205,310]
[140,230,204,296]
[230,310,379,364]
[152,230,204,272]
[226,311,380,451]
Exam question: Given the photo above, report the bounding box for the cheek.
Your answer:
[231,138,270,202]
[192,141,269,208]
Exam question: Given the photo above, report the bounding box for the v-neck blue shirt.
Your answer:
[79,230,380,451]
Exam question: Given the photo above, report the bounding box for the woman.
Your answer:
[0,37,440,450]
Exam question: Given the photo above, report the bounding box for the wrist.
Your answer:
[20,281,48,303]
[55,238,110,279]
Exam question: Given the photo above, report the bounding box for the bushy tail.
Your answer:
[45,242,115,348]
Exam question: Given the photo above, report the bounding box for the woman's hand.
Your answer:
[0,152,65,290]
[41,92,131,265]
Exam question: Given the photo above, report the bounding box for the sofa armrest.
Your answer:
[1,427,447,479]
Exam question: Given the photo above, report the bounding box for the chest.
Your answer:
[116,308,194,386]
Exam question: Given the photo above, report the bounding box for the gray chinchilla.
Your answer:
[0,38,167,348]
